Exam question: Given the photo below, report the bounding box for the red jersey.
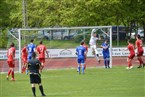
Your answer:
[135,39,143,52]
[22,46,28,58]
[7,47,16,61]
[36,44,47,58]
[127,43,135,54]
[83,44,88,52]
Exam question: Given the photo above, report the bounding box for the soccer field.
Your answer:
[0,66,144,97]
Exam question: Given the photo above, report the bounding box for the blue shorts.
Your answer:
[103,53,110,59]
[77,58,85,64]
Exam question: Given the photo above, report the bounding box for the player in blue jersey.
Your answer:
[27,39,36,61]
[101,40,110,68]
[76,41,86,74]
[26,39,36,74]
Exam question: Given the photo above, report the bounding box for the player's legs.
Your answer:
[77,64,81,74]
[103,53,110,68]
[106,57,110,68]
[30,74,36,97]
[7,68,15,80]
[30,74,45,97]
[11,67,15,80]
[91,45,95,55]
[7,68,12,80]
[93,45,100,63]
[39,58,45,72]
[143,56,145,68]
[38,83,46,96]
[127,54,134,69]
[103,55,107,68]
[137,51,144,68]
[137,56,143,68]
[33,74,46,96]
[127,58,132,69]
[77,59,81,74]
[81,59,85,74]
[7,61,15,80]
[22,63,25,73]
[84,55,87,70]
[31,83,36,97]
[7,61,12,80]
[84,64,86,70]
[22,57,27,73]
[22,63,26,73]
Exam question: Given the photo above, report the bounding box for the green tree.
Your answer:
[1,0,145,42]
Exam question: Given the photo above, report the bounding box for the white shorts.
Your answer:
[90,45,99,55]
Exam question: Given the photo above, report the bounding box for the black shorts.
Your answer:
[30,73,41,84]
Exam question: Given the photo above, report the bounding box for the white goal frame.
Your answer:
[18,26,112,73]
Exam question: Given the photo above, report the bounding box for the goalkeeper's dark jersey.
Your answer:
[28,59,41,73]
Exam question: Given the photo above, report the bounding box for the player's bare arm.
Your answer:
[46,50,49,58]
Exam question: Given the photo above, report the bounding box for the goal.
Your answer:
[17,26,112,73]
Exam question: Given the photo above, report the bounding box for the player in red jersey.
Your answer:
[82,40,88,70]
[21,43,28,73]
[6,42,16,81]
[125,40,135,69]
[36,41,49,71]
[135,35,145,68]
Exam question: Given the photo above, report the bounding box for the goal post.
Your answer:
[18,26,112,73]
[18,29,22,73]
[109,27,112,68]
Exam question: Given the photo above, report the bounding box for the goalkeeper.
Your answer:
[89,29,101,64]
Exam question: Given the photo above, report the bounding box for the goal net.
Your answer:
[3,26,112,73]
[0,29,19,73]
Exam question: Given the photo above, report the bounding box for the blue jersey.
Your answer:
[102,42,110,58]
[76,46,86,59]
[102,43,109,53]
[27,43,36,60]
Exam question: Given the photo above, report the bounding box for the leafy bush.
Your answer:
[0,30,8,49]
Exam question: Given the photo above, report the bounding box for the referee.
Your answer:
[27,52,46,97]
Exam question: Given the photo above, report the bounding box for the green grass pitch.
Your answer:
[0,66,144,97]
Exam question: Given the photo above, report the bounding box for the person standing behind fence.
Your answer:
[36,41,49,72]
[26,39,36,74]
[89,29,101,64]
[135,35,145,68]
[76,41,86,74]
[101,40,110,68]
[6,42,16,81]
[27,52,46,97]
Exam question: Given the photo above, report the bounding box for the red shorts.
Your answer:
[137,50,144,56]
[38,58,45,63]
[7,61,15,68]
[22,57,27,64]
[128,54,135,59]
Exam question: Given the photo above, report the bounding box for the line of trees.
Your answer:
[0,0,145,47]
